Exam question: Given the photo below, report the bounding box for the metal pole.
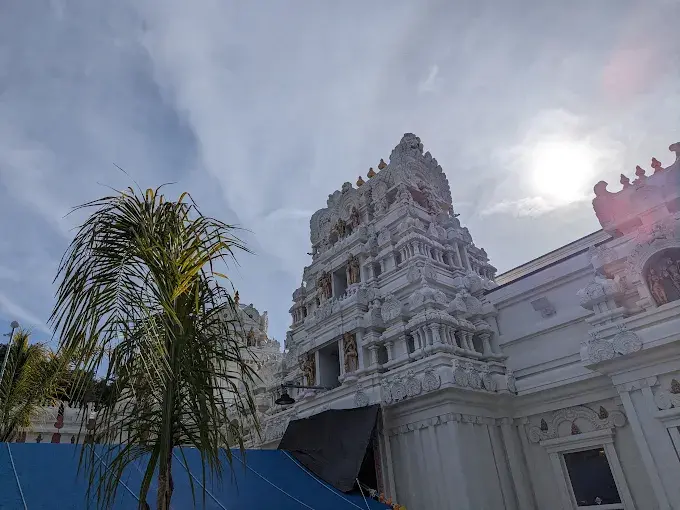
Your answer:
[0,321,20,390]
[281,383,333,391]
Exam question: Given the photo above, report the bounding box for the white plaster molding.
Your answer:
[387,411,499,436]
[653,378,680,410]
[353,383,370,407]
[581,324,642,365]
[380,365,442,405]
[527,405,626,444]
[615,376,659,394]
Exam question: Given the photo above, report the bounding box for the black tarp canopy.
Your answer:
[278,405,380,493]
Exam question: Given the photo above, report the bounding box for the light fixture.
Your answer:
[273,382,332,405]
[275,391,295,406]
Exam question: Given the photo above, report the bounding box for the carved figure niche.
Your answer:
[645,248,680,306]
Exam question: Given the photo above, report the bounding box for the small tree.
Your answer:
[50,187,259,510]
[0,329,69,442]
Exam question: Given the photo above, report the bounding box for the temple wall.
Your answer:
[383,397,513,510]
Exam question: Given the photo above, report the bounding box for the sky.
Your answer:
[0,0,679,347]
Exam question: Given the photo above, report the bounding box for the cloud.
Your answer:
[1,0,680,343]
[481,195,590,218]
[0,292,50,334]
[418,65,440,94]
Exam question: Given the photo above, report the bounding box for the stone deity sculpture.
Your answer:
[316,272,332,301]
[246,328,256,347]
[347,253,361,285]
[301,353,316,386]
[349,207,361,229]
[334,218,348,238]
[662,257,680,293]
[648,268,668,305]
[343,333,358,373]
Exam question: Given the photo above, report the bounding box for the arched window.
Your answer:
[644,248,680,306]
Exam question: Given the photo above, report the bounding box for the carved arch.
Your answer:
[641,247,680,306]
[527,405,626,444]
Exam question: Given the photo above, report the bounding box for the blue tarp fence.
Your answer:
[0,443,390,509]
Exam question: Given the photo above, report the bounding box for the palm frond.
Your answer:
[50,186,258,509]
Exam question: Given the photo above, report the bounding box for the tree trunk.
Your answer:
[156,448,174,510]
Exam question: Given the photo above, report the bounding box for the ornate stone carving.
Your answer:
[354,383,370,407]
[577,274,622,310]
[581,325,641,364]
[377,229,391,247]
[316,271,332,301]
[452,360,469,387]
[481,364,497,392]
[406,260,437,284]
[301,353,316,386]
[334,218,349,239]
[404,370,422,397]
[653,379,680,410]
[381,379,393,404]
[645,250,680,305]
[588,244,618,267]
[381,366,443,405]
[583,331,616,363]
[506,369,517,393]
[347,253,361,285]
[380,294,402,322]
[348,206,361,229]
[466,361,482,389]
[391,379,407,402]
[611,324,642,355]
[343,332,358,373]
[527,405,626,443]
[422,366,441,392]
[395,183,414,206]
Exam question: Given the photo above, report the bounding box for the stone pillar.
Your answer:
[385,340,394,361]
[500,419,537,509]
[368,345,379,367]
[314,351,321,386]
[616,377,679,509]
[356,330,365,370]
[338,335,346,377]
[479,333,493,357]
[460,244,471,270]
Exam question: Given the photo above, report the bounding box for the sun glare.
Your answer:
[529,140,596,204]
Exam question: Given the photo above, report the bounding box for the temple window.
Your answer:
[377,345,388,365]
[333,267,348,297]
[406,335,415,353]
[644,248,680,306]
[317,342,341,389]
[563,448,623,508]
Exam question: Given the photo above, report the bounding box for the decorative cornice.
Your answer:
[388,411,499,436]
[581,323,643,365]
[653,378,680,410]
[381,365,441,405]
[527,405,626,444]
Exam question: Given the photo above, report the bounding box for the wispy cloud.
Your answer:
[0,292,50,334]
[1,0,679,342]
[418,65,440,94]
[481,195,590,218]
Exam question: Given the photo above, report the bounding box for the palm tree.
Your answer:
[50,186,259,510]
[0,328,70,442]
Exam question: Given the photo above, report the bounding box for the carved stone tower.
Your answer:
[254,134,513,457]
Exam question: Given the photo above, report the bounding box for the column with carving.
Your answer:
[616,377,677,509]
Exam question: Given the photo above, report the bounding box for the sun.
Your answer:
[528,140,596,204]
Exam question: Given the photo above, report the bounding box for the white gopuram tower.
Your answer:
[254,134,516,509]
